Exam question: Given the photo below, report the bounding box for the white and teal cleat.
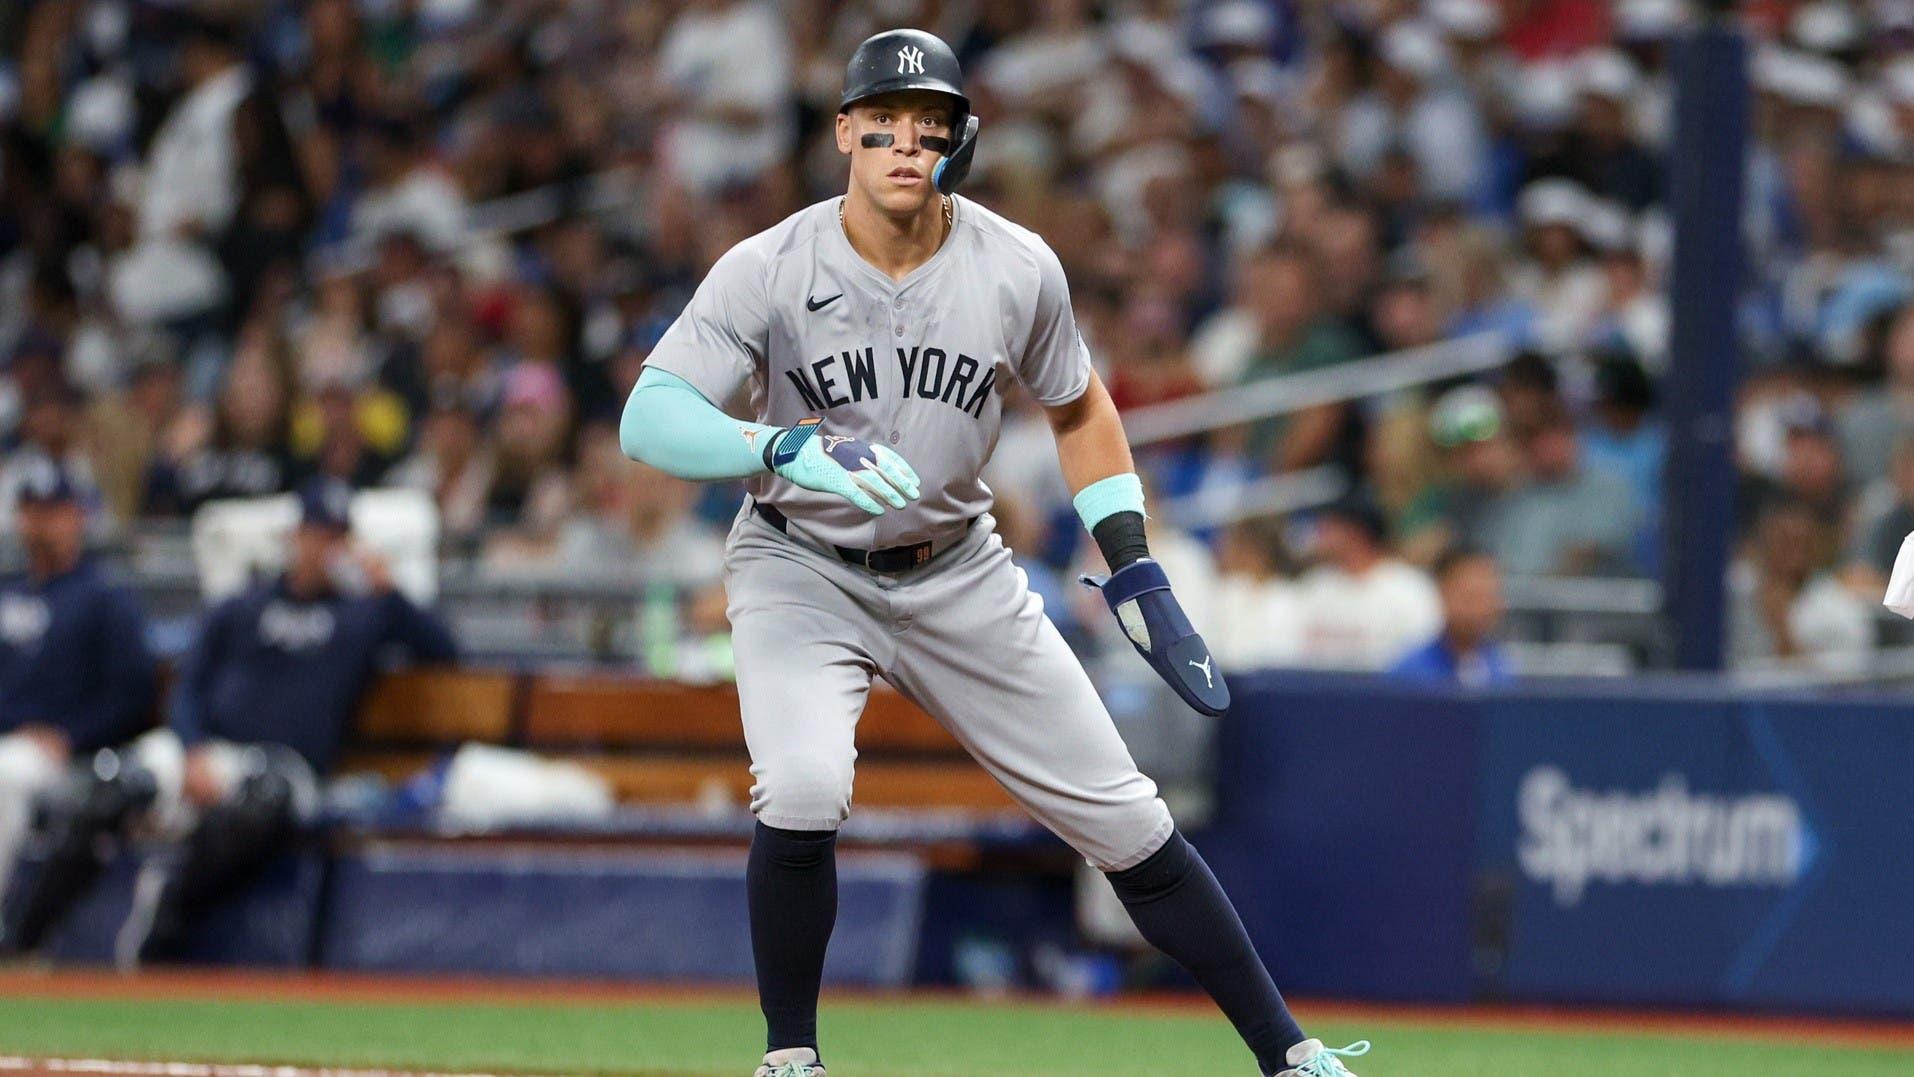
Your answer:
[1274,1038,1370,1076]
[755,1047,826,1077]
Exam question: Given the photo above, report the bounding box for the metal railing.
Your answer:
[1729,644,1914,690]
[1503,576,1662,616]
[1159,466,1349,530]
[1085,333,1523,528]
[60,528,1914,685]
[1121,331,1516,446]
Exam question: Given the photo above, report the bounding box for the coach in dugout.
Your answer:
[0,478,457,964]
[0,460,155,912]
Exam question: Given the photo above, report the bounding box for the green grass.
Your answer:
[0,995,1909,1076]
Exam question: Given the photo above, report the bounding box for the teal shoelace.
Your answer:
[768,1064,820,1077]
[1297,1041,1371,1075]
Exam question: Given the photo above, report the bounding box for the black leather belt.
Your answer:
[754,502,958,573]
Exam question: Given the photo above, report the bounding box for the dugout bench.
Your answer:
[345,669,1024,818]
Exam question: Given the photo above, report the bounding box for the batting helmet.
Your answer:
[840,29,978,194]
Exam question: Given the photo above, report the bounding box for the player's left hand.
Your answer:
[769,419,922,516]
[1081,559,1230,715]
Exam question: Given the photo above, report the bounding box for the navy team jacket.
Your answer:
[168,576,458,775]
[0,560,156,752]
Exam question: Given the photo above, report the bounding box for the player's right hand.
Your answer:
[767,418,921,515]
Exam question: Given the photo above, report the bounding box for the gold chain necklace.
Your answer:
[840,194,954,234]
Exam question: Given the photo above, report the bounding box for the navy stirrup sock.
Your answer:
[747,822,839,1055]
[1106,831,1305,1075]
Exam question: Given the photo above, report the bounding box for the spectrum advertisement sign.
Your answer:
[1475,693,1914,1013]
[1514,765,1810,909]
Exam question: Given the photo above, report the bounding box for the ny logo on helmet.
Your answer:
[897,45,925,75]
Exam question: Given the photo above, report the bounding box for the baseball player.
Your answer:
[621,30,1372,1077]
[0,460,154,926]
[0,478,457,965]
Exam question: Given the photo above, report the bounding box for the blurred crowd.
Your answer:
[1,0,1911,674]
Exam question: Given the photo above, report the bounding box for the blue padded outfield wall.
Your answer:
[32,674,1913,1014]
[1199,673,1914,1016]
[1199,679,1480,1003]
[319,845,927,987]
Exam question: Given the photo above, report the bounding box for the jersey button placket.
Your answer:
[888,293,909,450]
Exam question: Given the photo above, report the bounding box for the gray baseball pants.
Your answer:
[724,507,1174,871]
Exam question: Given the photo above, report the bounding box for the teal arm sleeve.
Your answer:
[1072,472,1147,532]
[619,366,781,481]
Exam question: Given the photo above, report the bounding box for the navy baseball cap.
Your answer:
[297,478,354,532]
[15,456,82,506]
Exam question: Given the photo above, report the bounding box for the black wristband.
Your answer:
[761,429,782,472]
[1091,511,1151,571]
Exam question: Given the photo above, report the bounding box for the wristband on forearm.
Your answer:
[1092,511,1150,570]
[764,417,821,472]
[1073,472,1150,570]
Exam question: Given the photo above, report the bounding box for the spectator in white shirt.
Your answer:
[1295,497,1443,669]
[109,14,308,328]
[349,115,467,256]
[1336,22,1487,205]
[1729,498,1877,674]
[1507,179,1608,355]
[654,1,794,195]
[1210,517,1304,669]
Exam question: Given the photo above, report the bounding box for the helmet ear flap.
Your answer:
[932,114,979,194]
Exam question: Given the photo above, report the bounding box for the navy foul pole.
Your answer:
[1662,7,1750,672]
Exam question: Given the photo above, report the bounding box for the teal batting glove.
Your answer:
[765,418,922,516]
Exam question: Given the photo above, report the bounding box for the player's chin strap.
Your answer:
[932,114,979,194]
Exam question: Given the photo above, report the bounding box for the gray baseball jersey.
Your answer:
[656,195,1171,871]
[645,195,1091,548]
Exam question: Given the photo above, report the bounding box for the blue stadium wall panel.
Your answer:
[1476,691,1914,1014]
[27,848,325,967]
[316,844,925,986]
[1199,674,1479,1002]
[1205,673,1914,1015]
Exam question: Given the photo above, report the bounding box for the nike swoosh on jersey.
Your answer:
[806,293,844,312]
